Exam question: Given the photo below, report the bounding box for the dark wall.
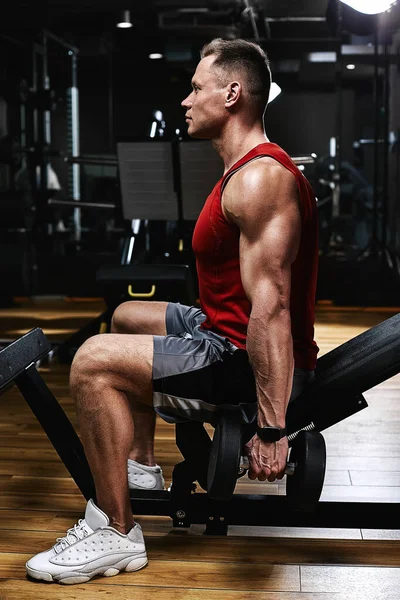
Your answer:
[79,57,111,154]
[112,57,190,141]
[266,89,355,160]
[57,54,378,184]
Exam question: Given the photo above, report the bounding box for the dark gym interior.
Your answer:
[0,1,399,598]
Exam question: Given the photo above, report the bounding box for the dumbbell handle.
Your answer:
[240,456,295,476]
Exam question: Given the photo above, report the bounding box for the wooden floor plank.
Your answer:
[0,508,366,541]
[325,456,400,471]
[226,525,362,540]
[0,579,353,600]
[300,565,400,595]
[350,472,400,487]
[0,553,300,592]
[2,531,400,565]
[2,477,84,496]
[0,494,86,512]
[318,486,400,502]
[362,529,400,540]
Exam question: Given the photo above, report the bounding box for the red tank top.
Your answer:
[192,142,319,370]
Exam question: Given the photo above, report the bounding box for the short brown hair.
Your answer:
[200,38,271,115]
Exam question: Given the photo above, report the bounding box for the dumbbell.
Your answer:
[239,430,327,512]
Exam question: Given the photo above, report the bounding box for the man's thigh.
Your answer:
[112,301,169,336]
[112,301,203,337]
[74,333,155,406]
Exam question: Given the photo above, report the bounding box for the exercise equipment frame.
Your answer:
[1,324,399,535]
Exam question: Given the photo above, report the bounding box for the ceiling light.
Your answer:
[149,53,163,60]
[117,10,133,28]
[346,64,356,69]
[268,82,282,104]
[339,0,397,15]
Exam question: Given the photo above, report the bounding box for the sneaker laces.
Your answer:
[54,519,90,554]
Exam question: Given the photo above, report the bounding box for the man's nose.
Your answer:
[181,94,192,108]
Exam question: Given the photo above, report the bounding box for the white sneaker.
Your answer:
[127,459,165,491]
[26,499,148,585]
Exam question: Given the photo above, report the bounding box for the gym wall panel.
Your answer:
[266,89,355,160]
[117,142,178,221]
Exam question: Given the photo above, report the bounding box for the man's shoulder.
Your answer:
[236,155,295,189]
[223,156,298,221]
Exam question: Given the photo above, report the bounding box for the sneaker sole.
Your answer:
[26,554,148,585]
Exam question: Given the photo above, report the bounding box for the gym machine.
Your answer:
[0,30,80,300]
[1,312,399,534]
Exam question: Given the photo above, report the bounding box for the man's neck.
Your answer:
[212,122,270,174]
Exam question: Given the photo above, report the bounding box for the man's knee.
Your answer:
[70,335,111,395]
[111,301,167,335]
[111,302,137,334]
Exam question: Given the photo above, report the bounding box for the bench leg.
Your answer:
[15,365,95,500]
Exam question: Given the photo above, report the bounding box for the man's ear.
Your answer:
[225,81,241,107]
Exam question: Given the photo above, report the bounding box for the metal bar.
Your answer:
[69,51,81,242]
[66,154,315,168]
[382,40,390,248]
[372,31,380,250]
[108,47,115,152]
[65,156,118,166]
[15,365,95,500]
[31,44,39,150]
[332,0,342,221]
[266,37,341,43]
[358,138,387,145]
[0,328,51,392]
[266,17,326,22]
[0,33,28,47]
[42,28,79,54]
[41,31,50,197]
[48,199,116,210]
[129,491,400,530]
[243,0,260,43]
[292,155,317,165]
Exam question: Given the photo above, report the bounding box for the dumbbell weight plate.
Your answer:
[286,430,326,512]
[207,411,242,502]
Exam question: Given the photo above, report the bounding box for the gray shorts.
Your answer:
[153,303,314,426]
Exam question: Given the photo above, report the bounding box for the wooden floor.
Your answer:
[0,300,400,599]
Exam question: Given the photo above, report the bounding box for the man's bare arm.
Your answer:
[223,157,301,429]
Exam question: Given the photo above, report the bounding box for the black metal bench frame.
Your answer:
[1,319,400,535]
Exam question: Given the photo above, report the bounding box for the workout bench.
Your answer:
[1,314,399,535]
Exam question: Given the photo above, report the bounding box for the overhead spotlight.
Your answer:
[346,63,356,69]
[117,10,133,28]
[339,0,396,15]
[268,82,282,104]
[149,53,163,60]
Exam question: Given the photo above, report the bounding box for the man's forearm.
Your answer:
[246,308,294,429]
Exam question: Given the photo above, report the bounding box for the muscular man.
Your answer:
[26,38,319,585]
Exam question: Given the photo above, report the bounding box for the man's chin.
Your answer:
[186,127,211,140]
